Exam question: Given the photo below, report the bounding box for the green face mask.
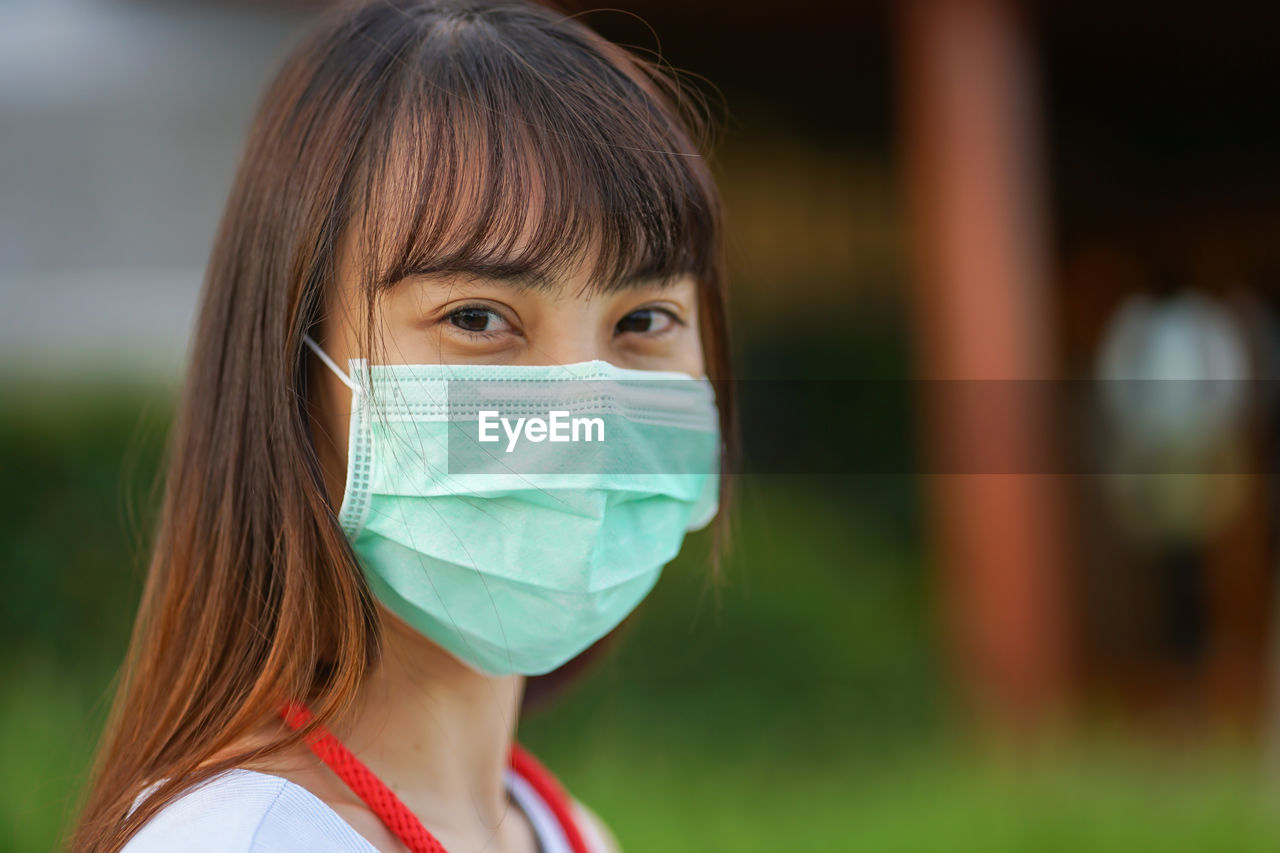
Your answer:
[304,335,721,676]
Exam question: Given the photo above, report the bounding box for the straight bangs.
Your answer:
[341,3,722,342]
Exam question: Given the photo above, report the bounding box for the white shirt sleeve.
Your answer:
[122,766,612,853]
[121,769,378,853]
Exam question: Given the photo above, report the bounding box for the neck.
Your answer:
[334,606,526,835]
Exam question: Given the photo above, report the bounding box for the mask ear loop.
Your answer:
[303,333,363,397]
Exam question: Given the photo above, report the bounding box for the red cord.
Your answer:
[508,742,592,853]
[280,701,446,853]
[279,701,591,853]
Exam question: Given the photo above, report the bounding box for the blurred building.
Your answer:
[5,0,1280,737]
[0,0,309,379]
[897,0,1280,734]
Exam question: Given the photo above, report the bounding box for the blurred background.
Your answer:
[4,0,1280,849]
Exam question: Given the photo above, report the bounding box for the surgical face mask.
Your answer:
[304,335,721,676]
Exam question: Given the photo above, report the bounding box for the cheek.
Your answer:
[330,406,352,464]
[673,327,707,377]
[687,306,710,372]
[309,372,355,510]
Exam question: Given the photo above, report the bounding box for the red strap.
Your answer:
[508,741,593,853]
[280,702,446,853]
[279,702,591,853]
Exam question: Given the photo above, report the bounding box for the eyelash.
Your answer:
[444,303,509,339]
[442,304,685,338]
[616,307,684,338]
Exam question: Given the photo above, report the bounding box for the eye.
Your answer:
[615,307,680,336]
[446,304,511,335]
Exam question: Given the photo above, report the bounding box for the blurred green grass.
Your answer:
[3,386,1280,851]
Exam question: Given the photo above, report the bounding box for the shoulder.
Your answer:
[571,797,623,853]
[122,769,377,853]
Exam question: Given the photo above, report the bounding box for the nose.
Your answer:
[519,301,613,366]
[526,336,605,365]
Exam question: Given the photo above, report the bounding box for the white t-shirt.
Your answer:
[121,766,610,853]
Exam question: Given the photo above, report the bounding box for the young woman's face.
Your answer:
[308,227,706,508]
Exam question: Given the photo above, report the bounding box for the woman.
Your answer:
[68,1,732,851]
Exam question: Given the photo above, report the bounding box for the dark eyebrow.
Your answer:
[395,259,688,293]
[398,260,555,291]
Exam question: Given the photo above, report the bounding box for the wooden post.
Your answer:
[897,0,1072,726]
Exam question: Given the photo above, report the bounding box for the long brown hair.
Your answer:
[69,2,732,850]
